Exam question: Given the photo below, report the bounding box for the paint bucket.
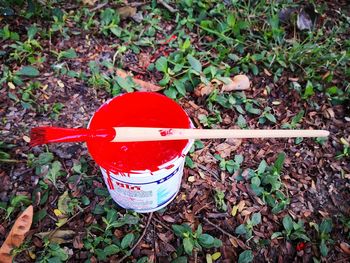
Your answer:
[87,92,194,213]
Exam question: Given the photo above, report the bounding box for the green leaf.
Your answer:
[283,215,293,232]
[251,212,261,226]
[235,224,247,235]
[198,234,215,248]
[33,209,47,224]
[320,219,332,234]
[234,154,244,164]
[187,54,202,72]
[271,232,282,239]
[171,256,188,263]
[238,250,254,263]
[16,66,39,77]
[92,204,105,215]
[81,195,90,206]
[257,160,267,174]
[94,188,109,197]
[183,237,194,255]
[156,56,168,73]
[172,224,187,237]
[303,81,315,99]
[251,177,261,187]
[27,25,38,39]
[320,239,328,257]
[104,244,120,256]
[59,49,77,59]
[121,233,135,249]
[245,103,261,115]
[173,79,186,96]
[116,76,134,92]
[273,152,286,174]
[265,113,277,123]
[237,114,247,128]
[10,195,31,207]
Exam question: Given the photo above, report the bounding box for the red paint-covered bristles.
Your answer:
[29,127,115,147]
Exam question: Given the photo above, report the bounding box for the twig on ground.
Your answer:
[48,206,89,239]
[203,217,250,250]
[152,216,172,231]
[117,212,153,263]
[90,1,108,12]
[157,0,178,13]
[197,163,220,180]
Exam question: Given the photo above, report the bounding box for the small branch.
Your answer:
[90,1,108,12]
[158,0,178,13]
[203,217,250,250]
[152,216,172,231]
[203,217,235,239]
[117,212,153,263]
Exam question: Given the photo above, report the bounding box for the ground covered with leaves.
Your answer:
[0,1,350,262]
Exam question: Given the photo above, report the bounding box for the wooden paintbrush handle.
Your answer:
[111,127,330,142]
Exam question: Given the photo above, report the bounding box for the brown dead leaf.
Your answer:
[117,6,137,20]
[340,242,350,255]
[264,68,272,76]
[215,143,235,158]
[162,215,175,223]
[194,83,215,97]
[73,235,84,249]
[82,0,98,6]
[0,206,33,263]
[221,75,250,91]
[35,230,75,244]
[116,69,164,92]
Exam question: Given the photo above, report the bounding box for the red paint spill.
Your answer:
[159,128,173,136]
[87,92,190,173]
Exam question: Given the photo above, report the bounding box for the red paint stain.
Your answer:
[106,170,114,190]
[159,129,173,136]
[165,164,175,170]
[87,92,190,173]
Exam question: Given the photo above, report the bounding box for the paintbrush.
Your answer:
[30,126,330,147]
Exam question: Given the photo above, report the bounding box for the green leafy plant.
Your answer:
[336,138,349,159]
[259,107,277,124]
[235,212,261,240]
[83,207,140,261]
[249,152,290,214]
[238,250,254,263]
[213,189,227,212]
[311,219,333,257]
[172,223,222,256]
[36,239,69,263]
[271,215,310,242]
[99,8,120,36]
[0,140,16,163]
[0,195,32,219]
[215,154,244,174]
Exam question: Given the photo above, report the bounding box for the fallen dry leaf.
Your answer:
[340,242,350,255]
[221,75,250,91]
[82,0,98,6]
[117,6,137,20]
[0,205,33,263]
[35,230,76,244]
[116,69,164,92]
[194,83,215,97]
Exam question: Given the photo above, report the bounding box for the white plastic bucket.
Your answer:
[87,92,194,213]
[100,139,193,213]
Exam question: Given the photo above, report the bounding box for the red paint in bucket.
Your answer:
[87,92,190,173]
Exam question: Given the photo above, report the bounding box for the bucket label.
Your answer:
[101,163,184,212]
